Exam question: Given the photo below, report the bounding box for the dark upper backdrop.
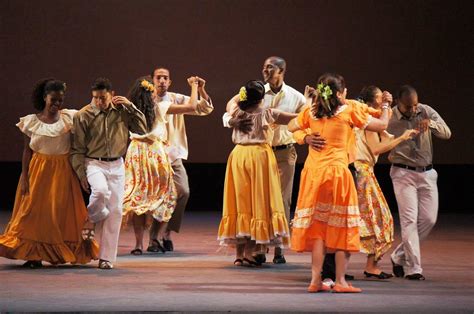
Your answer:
[1,0,473,164]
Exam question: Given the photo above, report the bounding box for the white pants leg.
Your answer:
[390,167,439,275]
[86,158,125,263]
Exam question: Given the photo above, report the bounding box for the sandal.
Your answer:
[364,271,393,279]
[98,259,114,269]
[243,257,262,267]
[130,248,143,256]
[146,239,166,253]
[234,258,243,266]
[307,283,332,293]
[22,261,42,269]
[332,283,362,293]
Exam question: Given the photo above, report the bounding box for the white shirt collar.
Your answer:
[265,82,287,95]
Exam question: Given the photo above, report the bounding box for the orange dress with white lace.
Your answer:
[291,100,371,252]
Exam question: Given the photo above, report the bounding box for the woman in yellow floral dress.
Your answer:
[288,73,391,293]
[355,86,418,279]
[123,76,199,255]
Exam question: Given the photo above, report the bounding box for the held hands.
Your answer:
[187,76,200,87]
[382,91,393,105]
[401,129,419,140]
[304,132,326,151]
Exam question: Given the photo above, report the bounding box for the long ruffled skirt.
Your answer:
[0,152,99,264]
[217,144,289,247]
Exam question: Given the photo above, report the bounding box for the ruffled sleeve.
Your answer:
[264,108,277,126]
[296,106,311,130]
[348,100,371,129]
[16,114,37,137]
[61,109,78,133]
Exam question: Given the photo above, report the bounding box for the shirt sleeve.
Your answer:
[293,129,311,145]
[16,114,36,137]
[296,106,311,130]
[424,105,451,139]
[222,112,232,128]
[126,103,148,135]
[177,93,214,116]
[70,113,88,180]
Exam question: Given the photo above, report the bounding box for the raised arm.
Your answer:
[166,77,199,114]
[112,96,148,135]
[420,105,451,139]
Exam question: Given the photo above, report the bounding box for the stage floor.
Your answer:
[1,211,473,312]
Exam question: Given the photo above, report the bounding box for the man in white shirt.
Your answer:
[223,56,310,263]
[148,67,213,252]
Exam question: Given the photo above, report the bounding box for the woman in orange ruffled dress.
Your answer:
[0,78,98,267]
[288,73,391,293]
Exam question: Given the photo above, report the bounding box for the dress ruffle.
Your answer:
[16,109,76,137]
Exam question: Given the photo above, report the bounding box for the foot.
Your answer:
[391,258,405,278]
[364,270,393,279]
[273,254,286,264]
[234,258,243,266]
[130,248,143,256]
[332,283,362,293]
[98,259,114,269]
[307,282,332,293]
[162,239,174,252]
[22,261,42,268]
[147,239,166,253]
[242,256,262,267]
[253,253,266,264]
[406,273,425,280]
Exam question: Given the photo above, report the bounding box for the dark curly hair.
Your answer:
[128,76,155,132]
[31,78,67,111]
[312,73,346,119]
[358,85,381,104]
[238,80,265,111]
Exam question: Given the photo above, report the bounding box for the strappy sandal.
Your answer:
[242,257,262,267]
[234,258,243,266]
[130,248,143,256]
[146,239,166,253]
[98,259,114,269]
[364,271,393,279]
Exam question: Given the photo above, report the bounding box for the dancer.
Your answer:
[148,67,213,252]
[218,80,295,266]
[389,85,451,280]
[223,56,311,264]
[289,73,390,293]
[355,86,418,279]
[70,78,147,269]
[123,76,199,255]
[0,78,98,267]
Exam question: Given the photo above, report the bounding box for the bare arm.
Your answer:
[20,134,32,195]
[274,110,298,125]
[166,77,199,114]
[366,129,418,156]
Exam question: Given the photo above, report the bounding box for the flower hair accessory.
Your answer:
[317,83,333,111]
[140,80,155,93]
[239,86,247,102]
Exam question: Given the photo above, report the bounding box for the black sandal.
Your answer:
[130,248,143,256]
[243,258,262,267]
[146,239,166,253]
[364,271,394,279]
[234,258,243,266]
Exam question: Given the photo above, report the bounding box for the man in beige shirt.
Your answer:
[70,78,147,269]
[147,67,213,252]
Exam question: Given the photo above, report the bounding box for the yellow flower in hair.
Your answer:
[239,86,247,102]
[140,80,155,92]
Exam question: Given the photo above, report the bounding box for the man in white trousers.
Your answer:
[71,78,147,269]
[388,85,451,280]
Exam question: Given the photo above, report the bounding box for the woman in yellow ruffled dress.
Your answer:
[122,76,199,255]
[288,74,391,293]
[217,80,296,266]
[0,78,98,267]
[355,86,418,279]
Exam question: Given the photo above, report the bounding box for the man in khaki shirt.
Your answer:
[70,78,147,269]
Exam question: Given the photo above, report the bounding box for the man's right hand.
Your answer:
[80,177,90,193]
[304,132,326,151]
[229,117,254,133]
